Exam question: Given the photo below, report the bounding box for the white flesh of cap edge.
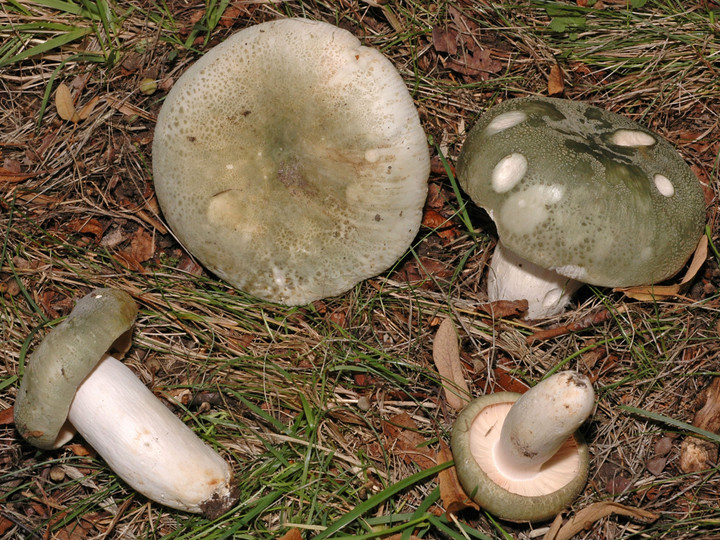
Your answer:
[494,372,595,481]
[487,241,583,319]
[67,355,233,513]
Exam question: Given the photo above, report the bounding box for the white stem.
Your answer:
[487,242,583,319]
[67,355,234,514]
[494,372,594,480]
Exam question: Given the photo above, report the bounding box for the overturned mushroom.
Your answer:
[14,289,237,517]
[152,18,430,305]
[457,96,705,318]
[451,371,594,522]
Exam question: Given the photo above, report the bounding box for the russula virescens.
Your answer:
[14,288,237,517]
[451,371,594,522]
[152,18,430,305]
[456,96,705,318]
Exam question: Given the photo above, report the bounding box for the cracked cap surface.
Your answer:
[152,18,429,305]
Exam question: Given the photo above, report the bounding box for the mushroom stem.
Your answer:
[67,354,236,516]
[494,372,595,481]
[487,242,583,319]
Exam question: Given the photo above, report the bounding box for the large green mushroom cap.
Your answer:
[14,288,137,449]
[457,96,705,288]
[152,18,430,305]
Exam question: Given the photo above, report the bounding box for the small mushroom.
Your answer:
[14,289,237,517]
[152,18,430,305]
[451,371,594,522]
[457,96,705,318]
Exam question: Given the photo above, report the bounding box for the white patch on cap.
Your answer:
[550,265,588,281]
[492,153,528,193]
[611,129,656,147]
[499,184,565,236]
[364,149,379,163]
[640,246,653,260]
[485,111,527,136]
[653,174,674,197]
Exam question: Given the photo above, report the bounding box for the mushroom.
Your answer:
[152,18,430,305]
[451,371,594,522]
[14,288,237,517]
[456,96,705,318]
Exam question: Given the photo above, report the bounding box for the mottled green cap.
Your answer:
[457,96,705,287]
[451,392,589,523]
[152,18,429,305]
[14,288,138,449]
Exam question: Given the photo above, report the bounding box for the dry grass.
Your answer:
[1,0,720,538]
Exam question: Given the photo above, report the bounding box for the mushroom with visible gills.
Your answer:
[451,371,595,522]
[456,96,706,318]
[13,288,238,518]
[152,18,430,305]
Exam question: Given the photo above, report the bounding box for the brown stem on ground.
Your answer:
[679,377,720,473]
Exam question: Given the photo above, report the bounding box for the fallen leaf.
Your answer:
[382,412,436,470]
[478,299,528,319]
[646,455,667,475]
[679,377,720,473]
[616,234,707,301]
[55,83,76,121]
[76,95,100,121]
[543,501,660,540]
[432,317,471,410]
[422,208,460,241]
[105,95,157,122]
[67,443,92,456]
[66,217,105,241]
[447,48,503,78]
[432,25,458,55]
[0,406,14,425]
[128,228,155,263]
[277,529,303,540]
[548,63,565,95]
[0,167,36,183]
[0,516,13,535]
[392,257,453,287]
[437,441,479,515]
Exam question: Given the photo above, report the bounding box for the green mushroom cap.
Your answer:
[14,288,138,449]
[457,96,705,287]
[152,18,429,305]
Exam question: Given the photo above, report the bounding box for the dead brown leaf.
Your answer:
[679,377,720,473]
[66,218,105,242]
[76,96,100,121]
[437,441,479,515]
[130,228,155,263]
[432,317,470,410]
[277,527,303,540]
[478,299,528,319]
[105,95,157,122]
[55,83,76,121]
[0,168,35,183]
[616,234,707,301]
[432,25,458,55]
[0,406,14,425]
[447,48,503,78]
[422,208,460,242]
[393,256,453,287]
[543,501,660,540]
[548,63,565,95]
[382,412,436,470]
[0,516,13,535]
